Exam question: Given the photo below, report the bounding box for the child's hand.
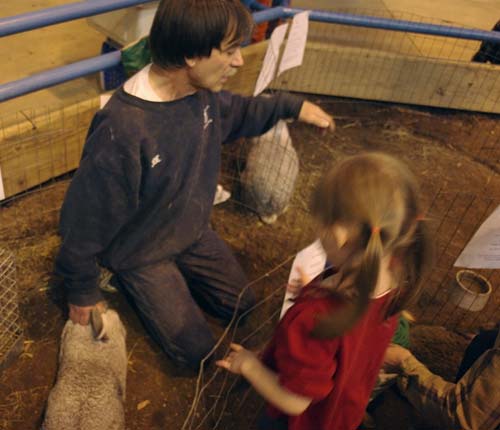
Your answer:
[298,101,335,132]
[382,344,413,373]
[216,343,259,376]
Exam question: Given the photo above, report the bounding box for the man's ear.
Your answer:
[185,57,197,68]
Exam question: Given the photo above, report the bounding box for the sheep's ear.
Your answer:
[90,307,107,341]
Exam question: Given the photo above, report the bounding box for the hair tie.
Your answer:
[415,214,426,222]
[372,226,381,235]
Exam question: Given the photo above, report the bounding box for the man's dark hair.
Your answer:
[149,0,253,68]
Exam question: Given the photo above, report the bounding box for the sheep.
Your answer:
[42,307,127,430]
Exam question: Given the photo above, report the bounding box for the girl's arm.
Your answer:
[216,343,313,416]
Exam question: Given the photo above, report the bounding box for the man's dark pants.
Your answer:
[114,228,256,369]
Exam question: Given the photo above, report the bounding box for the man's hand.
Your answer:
[298,101,335,131]
[383,343,413,373]
[69,301,107,325]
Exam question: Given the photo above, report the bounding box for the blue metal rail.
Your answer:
[0,52,122,103]
[0,0,153,38]
[1,4,499,103]
[283,8,500,43]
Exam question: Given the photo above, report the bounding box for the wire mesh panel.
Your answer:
[0,98,99,200]
[272,9,500,115]
[415,192,499,331]
[0,249,23,372]
[0,9,499,429]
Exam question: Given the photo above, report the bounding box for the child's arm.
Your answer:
[216,343,313,416]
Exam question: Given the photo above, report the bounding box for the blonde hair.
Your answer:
[310,152,433,338]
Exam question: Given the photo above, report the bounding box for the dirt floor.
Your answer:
[0,96,499,430]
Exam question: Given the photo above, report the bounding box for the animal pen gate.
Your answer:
[218,8,500,330]
[0,3,499,429]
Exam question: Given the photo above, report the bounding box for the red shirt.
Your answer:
[262,290,398,430]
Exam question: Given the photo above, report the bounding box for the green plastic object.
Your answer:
[391,314,411,348]
[121,37,151,77]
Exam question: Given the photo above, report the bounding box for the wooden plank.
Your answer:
[0,99,99,199]
[271,42,500,114]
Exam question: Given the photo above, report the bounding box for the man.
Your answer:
[472,20,500,64]
[56,0,334,370]
[383,328,500,430]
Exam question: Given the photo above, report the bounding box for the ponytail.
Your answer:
[386,217,434,317]
[309,152,435,338]
[312,224,385,339]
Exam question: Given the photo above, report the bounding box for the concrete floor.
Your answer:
[0,0,498,117]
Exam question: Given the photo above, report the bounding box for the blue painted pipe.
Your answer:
[0,0,152,38]
[284,8,500,43]
[0,51,121,102]
[2,2,499,43]
[252,7,286,24]
[1,7,500,102]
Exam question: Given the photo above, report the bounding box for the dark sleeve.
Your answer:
[274,305,339,400]
[398,348,500,430]
[55,126,140,307]
[218,91,304,143]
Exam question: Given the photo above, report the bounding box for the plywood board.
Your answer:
[0,99,98,199]
[272,42,500,114]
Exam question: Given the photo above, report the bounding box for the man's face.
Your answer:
[186,37,244,92]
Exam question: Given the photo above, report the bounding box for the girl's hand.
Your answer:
[298,101,335,131]
[216,343,259,376]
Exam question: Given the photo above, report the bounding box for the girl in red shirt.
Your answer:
[217,152,433,430]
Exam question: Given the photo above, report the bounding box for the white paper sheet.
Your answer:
[253,23,289,96]
[454,204,500,269]
[0,165,5,201]
[280,239,327,319]
[278,11,310,76]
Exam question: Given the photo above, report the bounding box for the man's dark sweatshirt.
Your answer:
[56,87,303,307]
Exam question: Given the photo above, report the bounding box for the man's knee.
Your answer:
[167,330,216,371]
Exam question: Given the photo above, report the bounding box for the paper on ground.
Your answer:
[0,165,5,201]
[278,11,310,76]
[213,184,231,205]
[280,239,327,319]
[454,204,500,269]
[254,23,289,96]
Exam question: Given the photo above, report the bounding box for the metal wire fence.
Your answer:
[0,249,23,372]
[0,7,498,428]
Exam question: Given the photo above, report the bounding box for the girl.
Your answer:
[216,152,433,430]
